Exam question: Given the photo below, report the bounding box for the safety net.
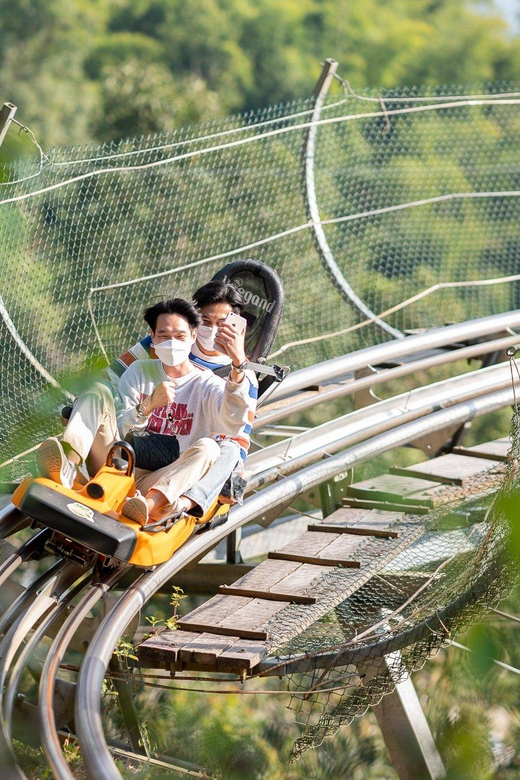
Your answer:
[1,77,520,477]
[260,410,518,760]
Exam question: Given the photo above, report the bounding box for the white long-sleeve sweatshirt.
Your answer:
[117,359,254,454]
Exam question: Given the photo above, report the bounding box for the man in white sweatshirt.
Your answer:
[37,297,253,526]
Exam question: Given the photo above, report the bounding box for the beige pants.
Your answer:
[63,382,118,475]
[135,437,220,505]
[63,382,220,504]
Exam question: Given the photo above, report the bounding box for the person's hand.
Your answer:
[148,381,176,411]
[214,321,246,367]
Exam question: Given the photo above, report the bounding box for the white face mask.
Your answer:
[196,324,226,354]
[153,338,192,367]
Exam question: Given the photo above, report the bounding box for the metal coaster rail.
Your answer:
[0,311,518,779]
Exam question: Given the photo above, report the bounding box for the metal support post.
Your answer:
[319,480,336,518]
[0,103,17,151]
[108,658,147,756]
[366,652,446,780]
[226,528,243,564]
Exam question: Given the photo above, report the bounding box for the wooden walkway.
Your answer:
[137,438,508,675]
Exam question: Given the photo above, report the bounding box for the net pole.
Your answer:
[0,103,17,151]
[368,652,447,780]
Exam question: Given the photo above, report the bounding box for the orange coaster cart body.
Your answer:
[11,442,227,568]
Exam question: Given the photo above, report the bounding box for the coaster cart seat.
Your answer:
[8,260,287,568]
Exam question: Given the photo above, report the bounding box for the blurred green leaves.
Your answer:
[0,0,519,153]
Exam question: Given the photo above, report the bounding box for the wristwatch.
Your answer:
[231,359,248,372]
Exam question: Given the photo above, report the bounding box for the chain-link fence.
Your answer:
[1,76,520,475]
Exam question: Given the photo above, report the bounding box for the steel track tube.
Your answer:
[270,309,520,401]
[0,559,67,637]
[256,332,520,427]
[76,385,513,780]
[248,362,512,483]
[0,568,69,779]
[0,529,52,589]
[3,571,92,741]
[39,568,128,780]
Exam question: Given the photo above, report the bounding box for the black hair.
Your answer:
[192,280,244,314]
[144,298,202,332]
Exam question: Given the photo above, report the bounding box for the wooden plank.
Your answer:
[343,498,430,514]
[453,437,510,461]
[219,558,301,592]
[178,594,290,641]
[176,621,269,641]
[176,594,252,628]
[268,551,362,568]
[318,506,376,524]
[178,632,239,665]
[272,530,365,562]
[218,585,317,604]
[318,532,367,558]
[347,474,444,506]
[216,639,268,672]
[270,562,333,593]
[324,507,404,527]
[173,562,256,593]
[220,558,325,599]
[137,629,199,667]
[275,531,340,557]
[308,523,399,539]
[219,598,288,634]
[390,453,501,486]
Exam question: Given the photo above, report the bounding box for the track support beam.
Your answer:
[367,652,446,780]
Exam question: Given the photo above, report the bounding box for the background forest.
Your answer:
[1,0,520,157]
[2,1,520,779]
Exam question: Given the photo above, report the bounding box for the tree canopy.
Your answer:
[0,0,518,158]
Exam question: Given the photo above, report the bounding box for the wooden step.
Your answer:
[307,523,399,539]
[347,474,445,507]
[390,453,501,486]
[308,506,402,538]
[453,437,510,462]
[218,585,317,605]
[138,524,423,673]
[343,497,430,514]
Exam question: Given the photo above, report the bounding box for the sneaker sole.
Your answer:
[37,438,67,484]
[122,498,148,526]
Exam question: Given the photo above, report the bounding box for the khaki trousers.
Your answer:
[63,382,118,475]
[63,382,220,505]
[135,438,220,505]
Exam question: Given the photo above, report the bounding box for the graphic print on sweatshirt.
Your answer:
[142,395,194,436]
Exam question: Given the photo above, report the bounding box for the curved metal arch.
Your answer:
[302,59,403,340]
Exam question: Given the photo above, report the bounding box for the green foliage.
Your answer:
[0,0,519,150]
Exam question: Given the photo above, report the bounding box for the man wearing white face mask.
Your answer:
[120,297,254,524]
[37,297,252,525]
[103,281,257,522]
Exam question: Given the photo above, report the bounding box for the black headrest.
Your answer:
[211,259,285,362]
